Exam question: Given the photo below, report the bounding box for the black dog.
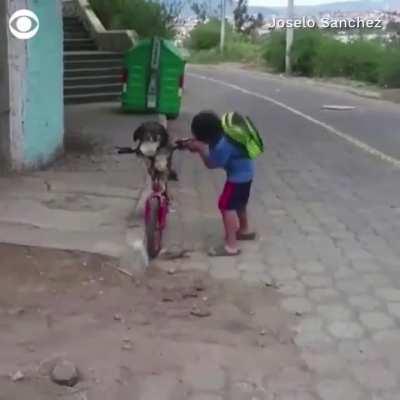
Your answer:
[133,121,178,182]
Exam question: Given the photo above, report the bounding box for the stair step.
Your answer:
[63,26,87,31]
[64,75,122,86]
[64,31,90,39]
[64,67,123,78]
[63,31,88,38]
[63,17,80,22]
[64,51,123,61]
[62,17,124,104]
[64,83,123,96]
[64,93,121,105]
[63,23,84,28]
[64,38,96,47]
[63,24,86,31]
[65,59,123,70]
[64,43,98,51]
[65,38,95,43]
[63,19,84,26]
[63,28,88,35]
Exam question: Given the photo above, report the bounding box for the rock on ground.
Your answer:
[50,360,79,387]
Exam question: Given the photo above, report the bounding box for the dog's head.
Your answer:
[133,122,169,157]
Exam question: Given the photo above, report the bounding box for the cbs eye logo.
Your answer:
[9,9,40,40]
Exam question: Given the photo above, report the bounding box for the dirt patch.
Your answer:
[64,131,100,156]
[382,88,400,104]
[0,244,306,400]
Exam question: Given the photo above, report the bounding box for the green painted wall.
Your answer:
[23,0,64,167]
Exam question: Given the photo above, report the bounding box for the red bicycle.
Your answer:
[117,139,190,259]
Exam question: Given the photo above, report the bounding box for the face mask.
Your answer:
[140,141,160,157]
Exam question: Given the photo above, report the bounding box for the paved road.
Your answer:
[165,65,400,400]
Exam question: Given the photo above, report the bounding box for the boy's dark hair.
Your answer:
[191,111,223,144]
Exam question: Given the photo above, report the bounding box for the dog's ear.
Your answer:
[133,124,145,143]
[159,129,169,147]
[134,121,169,146]
[146,122,169,147]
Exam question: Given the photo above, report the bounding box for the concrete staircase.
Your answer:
[63,16,124,104]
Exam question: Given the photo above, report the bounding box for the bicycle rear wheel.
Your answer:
[145,197,163,259]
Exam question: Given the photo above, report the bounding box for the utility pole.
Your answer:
[220,0,226,53]
[285,0,294,74]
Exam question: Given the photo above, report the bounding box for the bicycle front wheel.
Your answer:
[145,197,163,259]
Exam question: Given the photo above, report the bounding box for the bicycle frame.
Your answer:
[117,138,190,258]
[145,180,169,231]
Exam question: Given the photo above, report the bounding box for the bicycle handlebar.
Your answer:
[172,138,193,151]
[116,139,193,156]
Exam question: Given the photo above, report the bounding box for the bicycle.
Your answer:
[117,139,190,259]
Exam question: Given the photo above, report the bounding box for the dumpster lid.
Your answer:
[162,39,186,61]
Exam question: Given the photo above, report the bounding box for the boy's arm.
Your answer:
[197,144,217,169]
[187,141,216,169]
[188,140,230,170]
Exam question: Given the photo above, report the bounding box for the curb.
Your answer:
[278,72,382,100]
[305,79,382,100]
[120,114,167,272]
[345,87,382,100]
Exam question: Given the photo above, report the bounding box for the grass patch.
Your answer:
[190,40,262,64]
[89,0,175,38]
[263,29,400,88]
[379,47,400,88]
[188,19,262,65]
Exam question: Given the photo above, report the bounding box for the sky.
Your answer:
[249,0,360,7]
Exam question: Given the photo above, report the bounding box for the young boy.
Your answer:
[187,111,256,257]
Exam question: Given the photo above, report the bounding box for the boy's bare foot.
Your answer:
[208,245,241,257]
[236,231,257,241]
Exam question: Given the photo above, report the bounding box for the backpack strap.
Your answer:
[244,116,264,153]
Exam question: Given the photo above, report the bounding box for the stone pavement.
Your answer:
[160,97,400,398]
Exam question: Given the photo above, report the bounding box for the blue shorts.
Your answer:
[218,181,252,211]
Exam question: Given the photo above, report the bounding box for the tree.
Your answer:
[191,1,209,22]
[90,0,183,38]
[190,1,222,22]
[233,0,248,33]
[387,20,400,36]
[233,0,264,35]
[161,0,185,32]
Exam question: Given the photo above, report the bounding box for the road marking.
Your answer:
[322,105,356,111]
[188,72,400,169]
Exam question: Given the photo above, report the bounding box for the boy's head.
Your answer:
[191,111,223,145]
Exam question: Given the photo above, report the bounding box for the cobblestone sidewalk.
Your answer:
[163,107,400,400]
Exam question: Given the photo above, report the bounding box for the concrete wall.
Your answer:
[0,0,64,171]
[0,0,11,170]
[23,0,64,168]
[7,0,28,171]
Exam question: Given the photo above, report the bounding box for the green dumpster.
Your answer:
[121,37,186,119]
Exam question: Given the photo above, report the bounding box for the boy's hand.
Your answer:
[186,140,203,153]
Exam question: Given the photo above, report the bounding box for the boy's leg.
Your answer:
[237,208,250,234]
[222,210,239,251]
[209,182,241,256]
[236,208,256,240]
[236,181,257,240]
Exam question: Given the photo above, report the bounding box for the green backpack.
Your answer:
[221,112,264,160]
